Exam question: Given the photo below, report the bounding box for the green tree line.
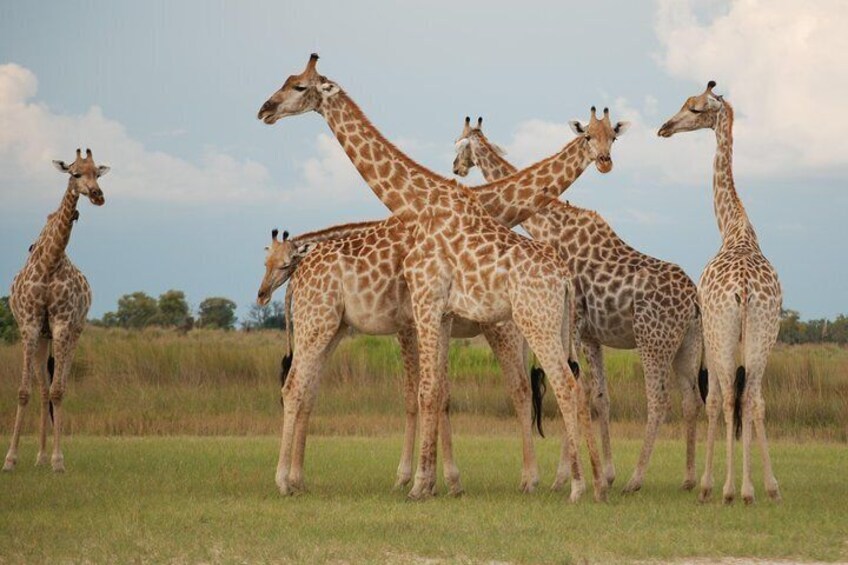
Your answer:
[0,294,841,344]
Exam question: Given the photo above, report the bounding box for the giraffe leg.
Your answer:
[48,325,80,473]
[699,370,721,503]
[438,378,463,497]
[289,330,344,493]
[482,323,539,494]
[622,343,675,494]
[408,309,450,501]
[583,340,615,487]
[35,338,51,467]
[740,383,755,505]
[721,382,737,504]
[516,311,604,501]
[551,429,572,492]
[672,322,703,491]
[394,327,419,490]
[4,328,40,472]
[750,379,780,502]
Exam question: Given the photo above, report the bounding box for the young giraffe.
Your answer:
[453,117,704,493]
[257,221,542,496]
[258,54,627,501]
[659,82,782,504]
[4,149,109,473]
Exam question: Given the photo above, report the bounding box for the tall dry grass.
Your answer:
[0,327,845,440]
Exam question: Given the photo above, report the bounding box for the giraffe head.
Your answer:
[453,116,482,176]
[257,54,341,124]
[568,107,630,173]
[257,229,314,305]
[657,81,724,138]
[52,148,109,206]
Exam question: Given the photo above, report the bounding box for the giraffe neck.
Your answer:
[470,133,593,227]
[712,102,750,241]
[472,134,517,180]
[321,91,429,218]
[322,91,590,228]
[32,183,80,271]
[292,219,384,246]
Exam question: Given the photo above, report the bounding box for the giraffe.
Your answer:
[658,82,782,505]
[453,116,704,493]
[257,222,537,496]
[4,148,109,473]
[257,54,627,501]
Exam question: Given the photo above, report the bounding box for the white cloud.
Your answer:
[284,132,374,206]
[655,0,848,175]
[0,63,275,206]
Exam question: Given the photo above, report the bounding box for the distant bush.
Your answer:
[0,296,19,344]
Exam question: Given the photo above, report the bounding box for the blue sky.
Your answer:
[1,0,845,320]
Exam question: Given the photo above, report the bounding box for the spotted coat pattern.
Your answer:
[659,87,781,505]
[456,123,703,493]
[4,149,107,473]
[257,55,611,502]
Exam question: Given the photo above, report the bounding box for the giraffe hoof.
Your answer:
[406,487,433,501]
[2,458,15,472]
[35,453,50,467]
[568,479,586,503]
[767,488,782,502]
[743,494,755,506]
[681,479,697,491]
[51,455,65,473]
[622,480,642,495]
[448,485,465,498]
[393,476,412,491]
[550,476,568,492]
[723,493,735,505]
[593,486,609,503]
[698,488,712,503]
[519,477,538,494]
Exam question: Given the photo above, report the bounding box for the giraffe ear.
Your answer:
[613,121,631,137]
[52,160,70,173]
[97,165,111,177]
[319,81,340,98]
[568,121,587,135]
[491,143,507,156]
[455,138,470,152]
[295,242,315,257]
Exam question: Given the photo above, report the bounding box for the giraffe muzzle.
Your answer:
[258,101,279,124]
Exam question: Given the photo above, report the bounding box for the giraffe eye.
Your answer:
[72,173,82,178]
[689,108,703,114]
[293,85,307,92]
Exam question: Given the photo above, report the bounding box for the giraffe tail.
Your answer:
[279,282,294,408]
[734,281,750,441]
[530,365,546,437]
[47,353,55,424]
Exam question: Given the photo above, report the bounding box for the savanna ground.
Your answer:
[1,328,847,563]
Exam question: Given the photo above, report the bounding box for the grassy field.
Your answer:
[1,436,846,563]
[1,329,847,563]
[0,327,846,440]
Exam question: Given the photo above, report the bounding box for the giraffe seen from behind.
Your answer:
[659,82,782,504]
[4,149,109,473]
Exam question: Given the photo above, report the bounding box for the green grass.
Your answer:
[1,435,846,563]
[1,328,846,440]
